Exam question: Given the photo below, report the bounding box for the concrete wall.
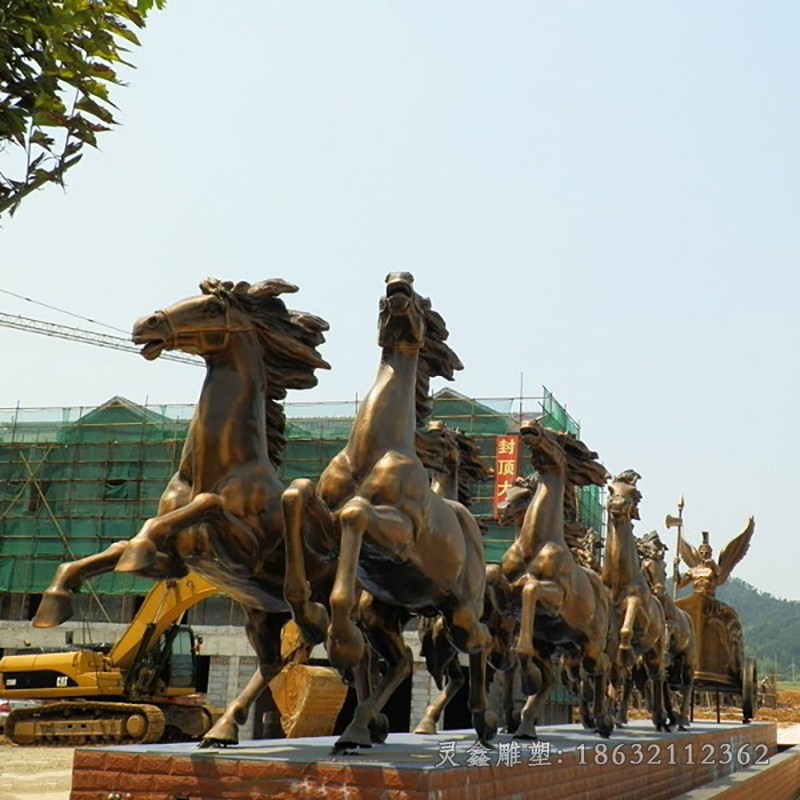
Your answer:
[0,620,569,738]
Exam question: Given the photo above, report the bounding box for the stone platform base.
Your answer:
[70,721,780,800]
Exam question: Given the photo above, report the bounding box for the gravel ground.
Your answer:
[0,743,74,800]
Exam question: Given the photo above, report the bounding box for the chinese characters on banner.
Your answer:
[492,434,520,517]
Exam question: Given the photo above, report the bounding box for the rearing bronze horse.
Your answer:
[283,272,497,749]
[501,420,615,739]
[603,470,671,731]
[32,278,334,746]
[638,531,696,730]
[413,421,498,735]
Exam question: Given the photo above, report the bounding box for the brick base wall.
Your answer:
[677,745,800,799]
[69,722,780,800]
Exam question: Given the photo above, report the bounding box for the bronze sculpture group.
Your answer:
[31,273,757,751]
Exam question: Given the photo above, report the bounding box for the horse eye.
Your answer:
[206,299,225,315]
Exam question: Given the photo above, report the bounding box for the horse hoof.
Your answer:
[474,709,498,745]
[32,591,74,627]
[597,715,615,738]
[115,539,157,572]
[333,722,373,753]
[369,713,390,743]
[413,718,436,735]
[198,735,237,749]
[326,623,365,671]
[199,720,239,748]
[504,712,520,735]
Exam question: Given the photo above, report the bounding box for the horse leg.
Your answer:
[334,599,412,752]
[514,654,554,740]
[446,602,497,746]
[618,596,640,667]
[201,666,269,748]
[645,657,670,732]
[328,499,412,671]
[502,665,519,733]
[515,577,563,658]
[679,663,694,730]
[346,642,390,744]
[414,650,464,735]
[282,479,333,646]
[117,492,260,573]
[33,540,183,627]
[565,657,594,729]
[616,665,634,725]
[33,541,128,627]
[664,671,679,729]
[583,647,614,738]
[201,611,291,747]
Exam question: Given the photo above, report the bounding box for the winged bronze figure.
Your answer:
[677,517,755,596]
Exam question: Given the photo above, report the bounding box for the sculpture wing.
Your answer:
[678,537,701,569]
[717,516,755,585]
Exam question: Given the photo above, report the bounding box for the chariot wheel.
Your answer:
[742,657,757,723]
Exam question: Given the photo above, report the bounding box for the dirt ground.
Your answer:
[3,692,800,799]
[0,742,75,800]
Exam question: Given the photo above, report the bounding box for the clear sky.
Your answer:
[2,3,798,598]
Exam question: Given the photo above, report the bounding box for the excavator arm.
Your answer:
[107,572,218,670]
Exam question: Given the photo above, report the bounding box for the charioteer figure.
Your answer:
[675,519,755,684]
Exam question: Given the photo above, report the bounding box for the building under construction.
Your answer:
[0,387,599,735]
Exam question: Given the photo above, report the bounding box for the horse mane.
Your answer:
[414,301,463,425]
[416,422,491,507]
[497,473,538,526]
[550,429,609,488]
[200,278,330,465]
[637,530,668,561]
[453,428,492,507]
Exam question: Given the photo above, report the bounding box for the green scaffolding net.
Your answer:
[0,390,604,594]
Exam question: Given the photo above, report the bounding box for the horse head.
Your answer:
[519,419,567,473]
[637,531,669,597]
[133,278,305,361]
[378,271,429,351]
[133,277,329,466]
[497,474,538,527]
[607,470,643,522]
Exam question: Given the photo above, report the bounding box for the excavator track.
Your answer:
[5,701,166,746]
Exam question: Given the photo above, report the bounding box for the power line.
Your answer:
[0,311,201,367]
[0,287,129,334]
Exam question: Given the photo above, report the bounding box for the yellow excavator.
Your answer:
[0,572,220,745]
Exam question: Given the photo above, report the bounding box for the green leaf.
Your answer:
[107,21,141,46]
[0,0,167,216]
[29,129,55,149]
[75,96,116,125]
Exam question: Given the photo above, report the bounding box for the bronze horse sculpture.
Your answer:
[500,421,615,739]
[638,531,697,730]
[603,471,671,731]
[413,420,498,735]
[283,272,497,750]
[32,278,335,746]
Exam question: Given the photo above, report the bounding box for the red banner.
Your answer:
[493,434,520,517]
